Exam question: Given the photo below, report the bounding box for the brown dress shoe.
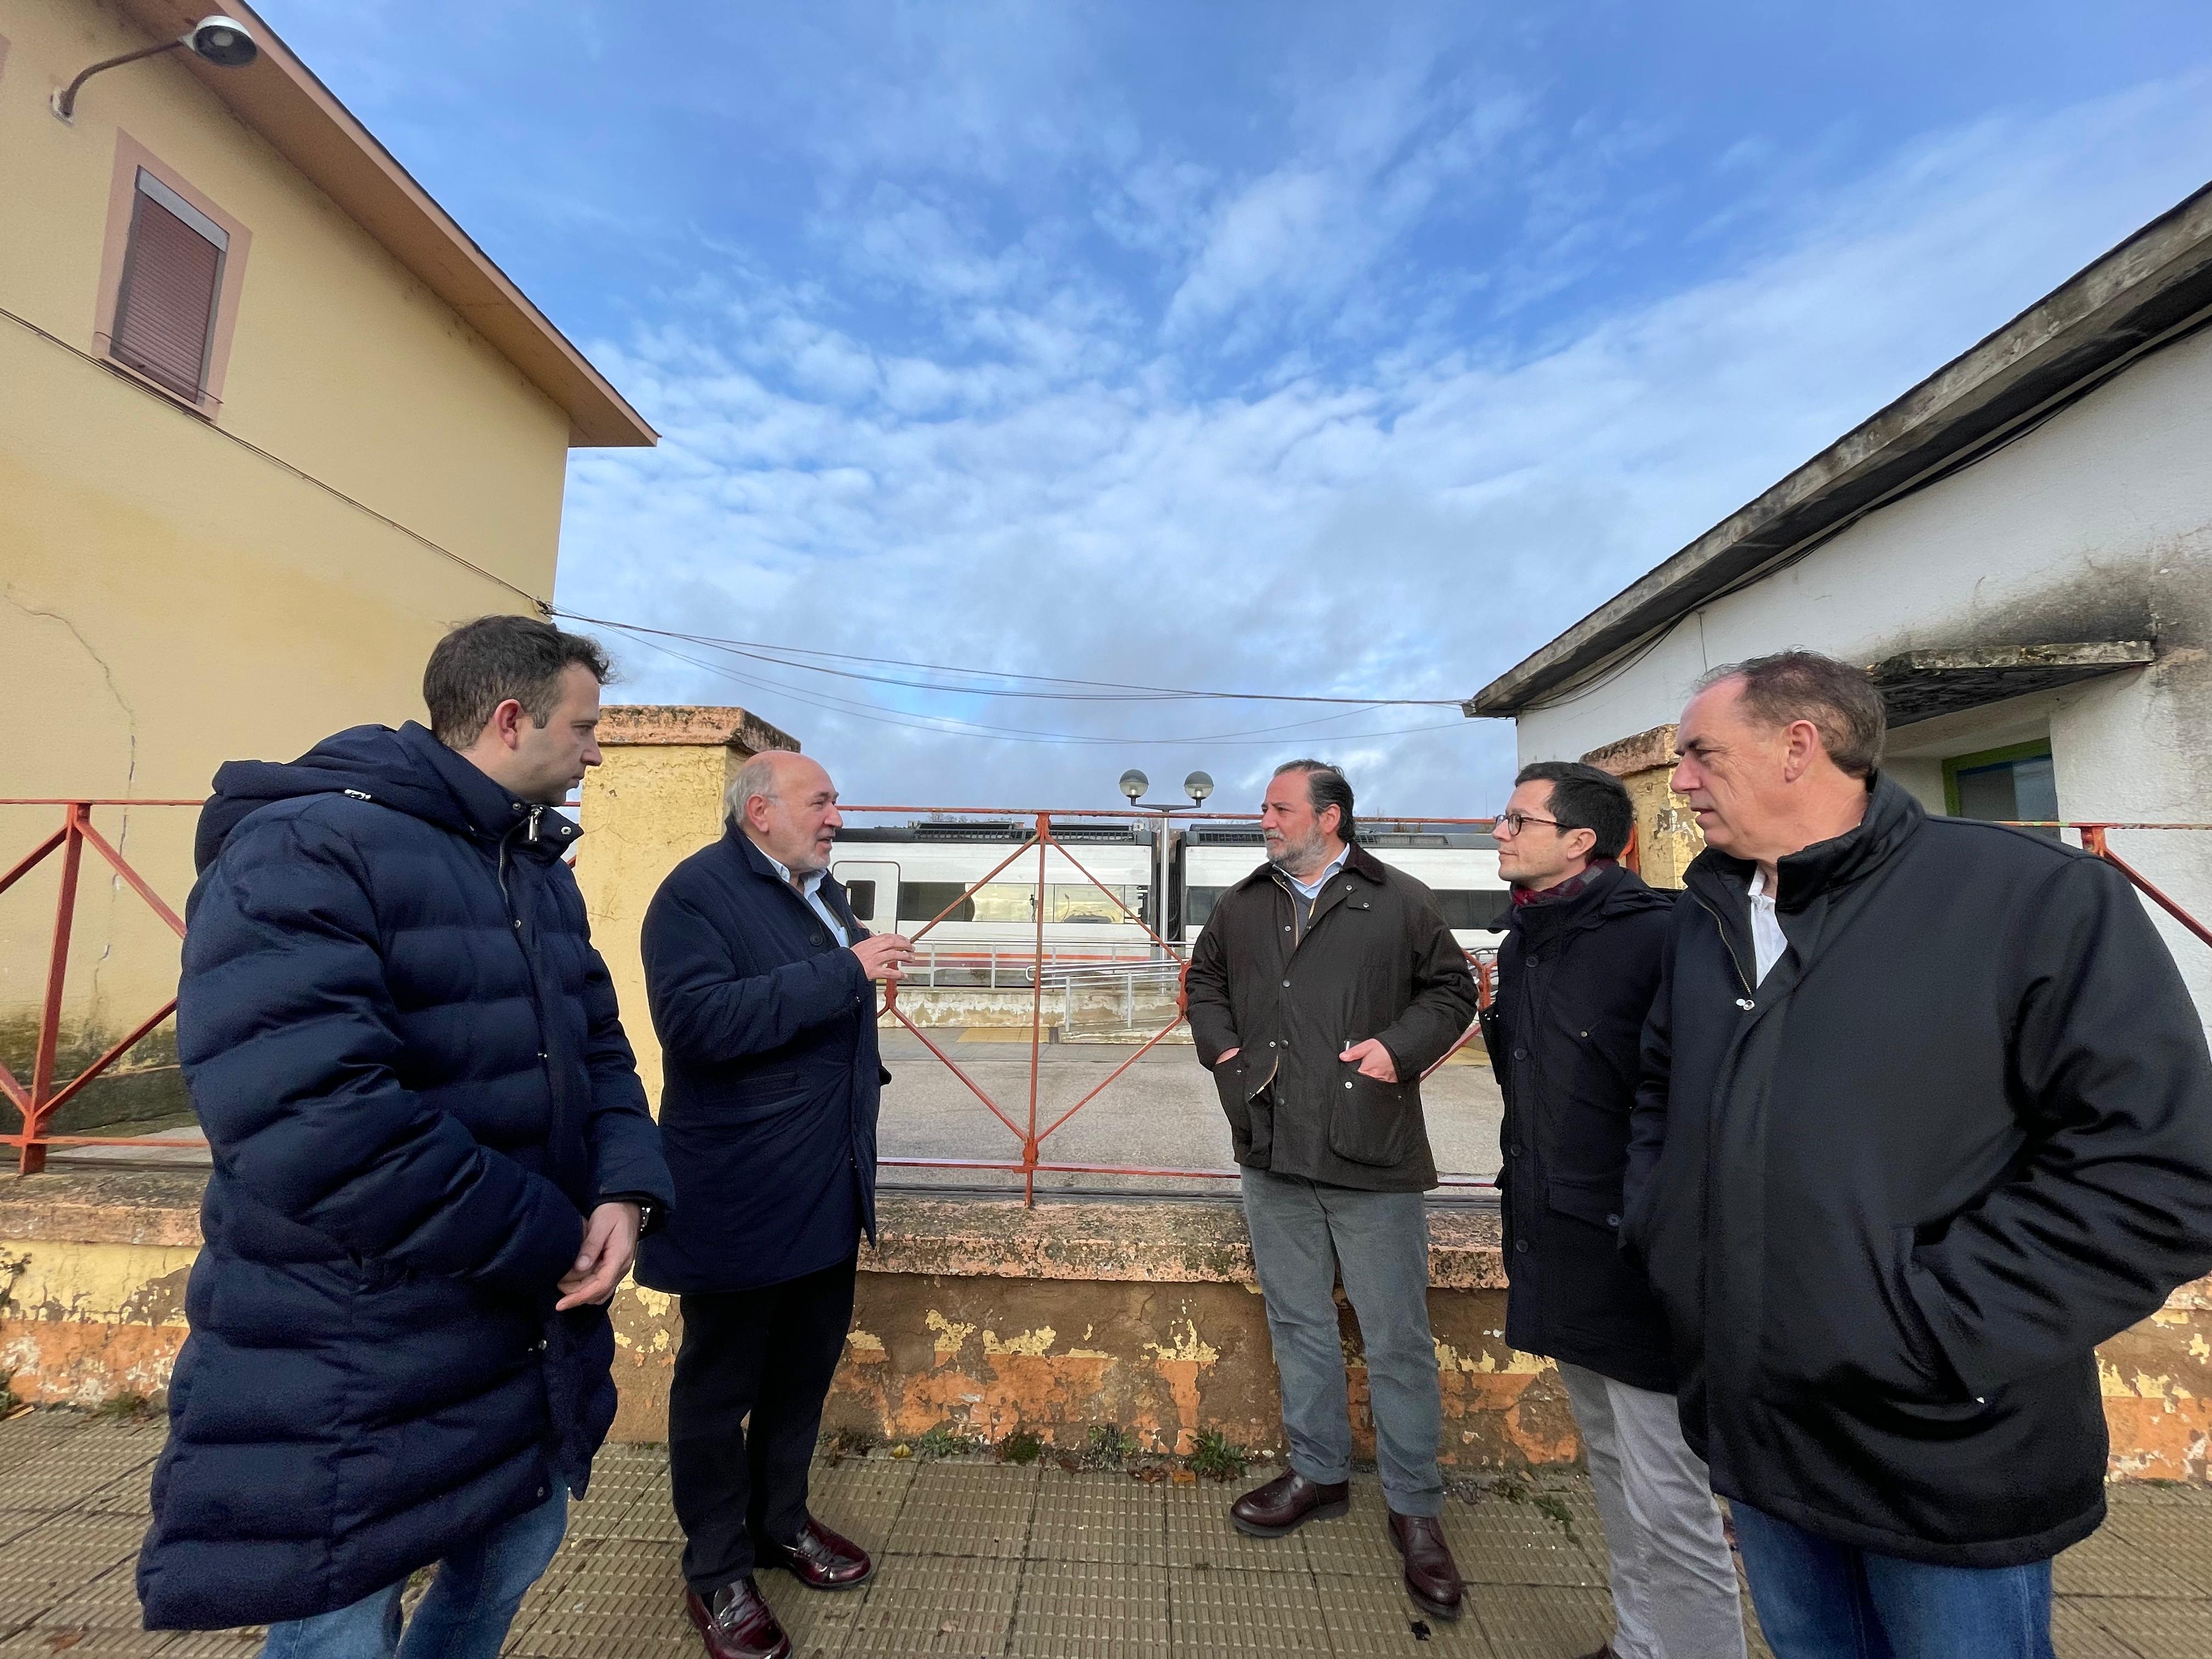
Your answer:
[1230,1470,1351,1538]
[685,1577,792,1659]
[760,1515,874,1590]
[1388,1511,1464,1621]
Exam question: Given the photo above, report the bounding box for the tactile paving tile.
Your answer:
[504,1542,698,1657]
[83,1466,156,1516]
[847,1555,1022,1657]
[2098,1503,2212,1596]
[1301,1496,1406,1582]
[1163,1484,1317,1573]
[0,1513,150,1624]
[1008,1557,1170,1657]
[889,1463,1039,1559]
[2053,1599,2151,1659]
[809,1457,917,1558]
[2055,1521,2204,1599]
[758,1566,871,1659]
[1025,1472,1166,1564]
[1467,1583,1613,1657]
[1315,1568,1498,1656]
[25,1556,150,1628]
[2075,1596,2212,1659]
[1166,1565,1331,1655]
[1442,1496,1606,1588]
[0,1629,176,1657]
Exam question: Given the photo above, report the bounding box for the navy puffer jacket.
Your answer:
[137,723,673,1630]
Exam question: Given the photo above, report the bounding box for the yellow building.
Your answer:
[0,0,652,1142]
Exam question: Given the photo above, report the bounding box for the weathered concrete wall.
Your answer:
[1580,724,1702,890]
[2,1173,2204,1482]
[573,706,798,1104]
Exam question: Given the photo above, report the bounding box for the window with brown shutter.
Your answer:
[110,169,228,402]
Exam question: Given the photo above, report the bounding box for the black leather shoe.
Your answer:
[760,1515,874,1589]
[1389,1511,1464,1621]
[685,1577,792,1659]
[1229,1470,1351,1538]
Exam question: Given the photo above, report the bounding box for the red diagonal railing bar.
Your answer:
[31,997,180,1124]
[0,1063,26,1113]
[75,815,185,936]
[2081,827,2212,950]
[902,830,1042,944]
[0,825,67,900]
[1039,830,1176,950]
[1035,1006,1189,1143]
[21,809,91,1173]
[880,999,1027,1141]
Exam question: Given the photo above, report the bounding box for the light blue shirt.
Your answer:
[1282,843,1351,902]
[763,849,850,947]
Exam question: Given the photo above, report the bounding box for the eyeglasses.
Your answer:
[1496,811,1562,837]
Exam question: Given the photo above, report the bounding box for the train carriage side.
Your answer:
[1179,828,1507,951]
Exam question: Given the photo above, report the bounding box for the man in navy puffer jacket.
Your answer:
[137,616,673,1656]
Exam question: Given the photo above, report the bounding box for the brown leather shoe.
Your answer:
[1388,1511,1464,1621]
[760,1515,874,1590]
[685,1578,792,1659]
[1229,1470,1351,1538]
[1575,1647,1617,1659]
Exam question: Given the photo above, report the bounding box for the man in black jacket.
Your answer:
[1185,760,1480,1624]
[1628,651,2212,1659]
[1483,761,1743,1659]
[639,750,914,1659]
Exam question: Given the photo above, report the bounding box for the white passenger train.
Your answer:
[828,820,1505,970]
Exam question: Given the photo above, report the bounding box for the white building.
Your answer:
[1472,180,2212,1020]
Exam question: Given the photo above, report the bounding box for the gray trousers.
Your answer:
[1239,1167,1444,1517]
[1559,1362,1747,1659]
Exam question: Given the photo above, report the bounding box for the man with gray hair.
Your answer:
[1185,760,1481,1626]
[1629,650,2212,1659]
[639,750,914,1659]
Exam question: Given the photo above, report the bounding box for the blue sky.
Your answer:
[266,1,2212,815]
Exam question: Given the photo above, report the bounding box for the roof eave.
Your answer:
[114,0,657,448]
[1471,179,2212,717]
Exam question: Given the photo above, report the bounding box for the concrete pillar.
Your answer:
[1583,724,1703,890]
[575,706,800,1107]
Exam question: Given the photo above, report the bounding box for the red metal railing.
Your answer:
[1,800,202,1173]
[850,803,1509,1204]
[3,799,2209,1187]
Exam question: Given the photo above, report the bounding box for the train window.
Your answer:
[898,882,976,923]
[844,879,877,922]
[1052,884,1142,923]
[1430,889,1509,930]
[1186,885,1228,930]
[968,884,1035,922]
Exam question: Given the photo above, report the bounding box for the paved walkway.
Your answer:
[2,1413,2205,1657]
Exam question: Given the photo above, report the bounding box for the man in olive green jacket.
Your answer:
[1184,760,1478,1626]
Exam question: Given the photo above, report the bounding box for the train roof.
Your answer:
[837,821,1496,850]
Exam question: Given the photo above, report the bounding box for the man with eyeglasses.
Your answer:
[1482,762,1745,1659]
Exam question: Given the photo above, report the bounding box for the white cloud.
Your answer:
[554,71,2212,816]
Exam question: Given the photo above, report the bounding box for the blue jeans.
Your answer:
[258,1489,568,1659]
[1733,1503,2056,1659]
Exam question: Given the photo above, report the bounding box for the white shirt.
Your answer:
[1746,866,1789,986]
[1283,843,1351,902]
[763,849,850,947]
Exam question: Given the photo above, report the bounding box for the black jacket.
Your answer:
[141,724,672,1629]
[1185,843,1479,1191]
[636,827,884,1294]
[1627,772,2212,1567]
[1481,862,1677,1392]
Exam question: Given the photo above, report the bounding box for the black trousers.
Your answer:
[669,1254,858,1592]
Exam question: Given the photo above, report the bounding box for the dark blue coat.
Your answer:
[138,723,673,1630]
[636,827,883,1295]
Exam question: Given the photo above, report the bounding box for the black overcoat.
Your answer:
[1627,772,2212,1568]
[1184,843,1479,1191]
[138,724,673,1629]
[1481,862,1677,1392]
[636,827,884,1294]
